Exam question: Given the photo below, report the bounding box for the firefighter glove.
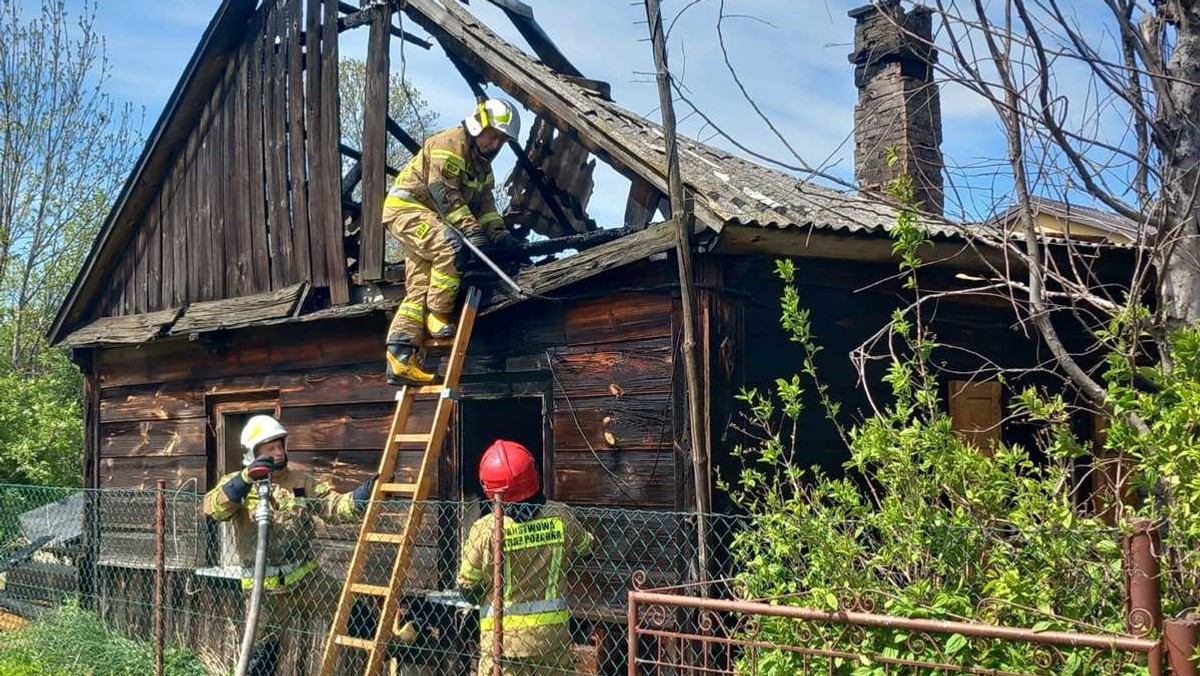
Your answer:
[222,472,252,504]
[492,231,517,249]
[463,227,490,250]
[245,454,277,482]
[352,474,378,511]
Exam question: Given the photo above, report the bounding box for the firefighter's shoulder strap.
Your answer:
[319,287,481,676]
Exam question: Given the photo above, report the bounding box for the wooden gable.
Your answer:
[92,0,348,323]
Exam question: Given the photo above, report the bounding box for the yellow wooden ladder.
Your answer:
[319,286,481,676]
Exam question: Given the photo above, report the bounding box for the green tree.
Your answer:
[0,1,142,485]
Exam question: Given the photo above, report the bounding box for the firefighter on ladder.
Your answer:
[457,440,595,675]
[203,414,376,676]
[382,98,523,386]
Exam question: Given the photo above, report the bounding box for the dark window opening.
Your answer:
[457,397,545,501]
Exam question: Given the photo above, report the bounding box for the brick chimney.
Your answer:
[848,0,944,215]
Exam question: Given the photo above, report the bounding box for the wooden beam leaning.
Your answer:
[399,0,726,232]
[386,116,421,155]
[360,0,391,280]
[337,1,432,48]
[625,177,665,230]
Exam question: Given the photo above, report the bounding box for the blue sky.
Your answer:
[75,0,1021,227]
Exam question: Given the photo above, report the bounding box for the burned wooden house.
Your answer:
[44,0,1128,669]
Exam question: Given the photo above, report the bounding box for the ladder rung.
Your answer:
[425,338,453,349]
[379,482,418,495]
[394,433,431,444]
[365,532,407,545]
[333,635,375,650]
[350,583,391,597]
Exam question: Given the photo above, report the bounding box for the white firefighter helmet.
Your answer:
[240,414,287,465]
[464,98,521,141]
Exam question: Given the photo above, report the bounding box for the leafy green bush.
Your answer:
[719,186,1186,673]
[0,603,207,676]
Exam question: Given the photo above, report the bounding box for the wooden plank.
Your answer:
[553,392,671,452]
[482,220,677,316]
[546,338,672,397]
[169,282,307,334]
[286,0,313,284]
[161,164,176,307]
[59,308,181,349]
[247,5,272,293]
[625,177,663,230]
[287,450,424,487]
[100,385,205,423]
[96,317,388,388]
[197,94,215,302]
[279,371,406,407]
[280,400,436,451]
[100,419,207,458]
[146,194,162,311]
[564,292,671,345]
[359,1,390,280]
[97,456,206,490]
[170,141,187,307]
[132,217,147,314]
[305,0,330,289]
[117,246,132,316]
[554,451,673,507]
[227,38,248,298]
[319,0,349,304]
[182,120,199,305]
[210,60,234,302]
[265,0,294,289]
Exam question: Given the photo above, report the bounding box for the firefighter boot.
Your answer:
[426,312,456,340]
[386,343,436,386]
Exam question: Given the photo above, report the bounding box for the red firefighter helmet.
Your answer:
[479,439,540,502]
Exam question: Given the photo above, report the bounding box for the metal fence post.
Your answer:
[154,479,166,676]
[492,492,504,676]
[1124,518,1163,637]
[1165,618,1199,676]
[627,593,638,676]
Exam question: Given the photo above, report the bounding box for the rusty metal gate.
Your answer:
[628,580,1163,675]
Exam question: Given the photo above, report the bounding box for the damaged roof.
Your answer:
[404,0,943,238]
[53,0,962,348]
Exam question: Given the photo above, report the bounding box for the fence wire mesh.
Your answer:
[0,484,745,675]
[0,484,1189,675]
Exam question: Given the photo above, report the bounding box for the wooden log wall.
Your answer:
[91,258,680,496]
[98,0,348,319]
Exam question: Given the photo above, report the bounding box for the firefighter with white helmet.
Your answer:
[457,439,594,675]
[203,414,376,675]
[381,98,523,385]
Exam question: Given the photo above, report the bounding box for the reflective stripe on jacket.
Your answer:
[203,468,358,588]
[457,502,594,658]
[384,125,504,240]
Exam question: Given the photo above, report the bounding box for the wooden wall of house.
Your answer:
[712,254,1104,509]
[96,0,349,320]
[90,262,679,508]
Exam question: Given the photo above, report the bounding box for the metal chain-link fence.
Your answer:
[0,484,745,675]
[0,484,1193,675]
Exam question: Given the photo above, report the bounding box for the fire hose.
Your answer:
[234,474,272,676]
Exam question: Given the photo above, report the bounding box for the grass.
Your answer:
[0,602,209,676]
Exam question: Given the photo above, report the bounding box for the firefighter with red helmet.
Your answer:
[457,440,594,675]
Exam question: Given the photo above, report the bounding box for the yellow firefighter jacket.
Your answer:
[384,125,505,239]
[457,501,594,660]
[203,468,358,589]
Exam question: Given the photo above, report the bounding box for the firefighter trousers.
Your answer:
[383,206,468,346]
